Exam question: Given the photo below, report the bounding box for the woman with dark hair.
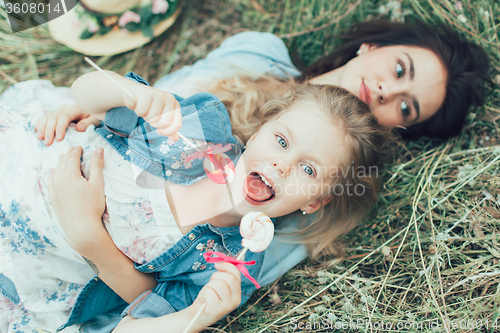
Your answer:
[35,20,490,144]
[7,19,490,332]
[299,20,490,139]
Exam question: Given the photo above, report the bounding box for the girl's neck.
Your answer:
[164,178,242,234]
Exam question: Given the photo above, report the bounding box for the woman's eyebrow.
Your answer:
[404,52,420,122]
[404,52,415,80]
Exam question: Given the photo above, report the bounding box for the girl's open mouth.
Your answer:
[243,172,275,205]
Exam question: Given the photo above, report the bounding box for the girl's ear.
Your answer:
[247,131,258,144]
[302,196,331,214]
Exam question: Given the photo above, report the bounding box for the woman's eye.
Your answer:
[396,61,405,79]
[301,164,315,177]
[276,135,288,149]
[401,100,410,117]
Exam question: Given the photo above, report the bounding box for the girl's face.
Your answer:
[230,101,342,218]
[310,44,447,128]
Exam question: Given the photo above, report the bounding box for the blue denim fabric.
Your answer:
[48,32,310,332]
[95,72,244,187]
[0,273,20,304]
[123,224,264,318]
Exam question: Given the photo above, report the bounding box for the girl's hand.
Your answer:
[35,105,101,146]
[187,262,242,332]
[123,84,182,141]
[47,146,106,253]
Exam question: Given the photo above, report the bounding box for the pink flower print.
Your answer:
[138,202,154,220]
[152,0,169,14]
[207,239,215,248]
[183,160,192,169]
[199,264,207,271]
[118,10,141,27]
[180,151,188,159]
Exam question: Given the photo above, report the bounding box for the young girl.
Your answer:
[0,70,391,332]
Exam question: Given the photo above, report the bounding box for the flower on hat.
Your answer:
[103,15,119,27]
[82,15,100,33]
[152,0,169,14]
[118,10,141,27]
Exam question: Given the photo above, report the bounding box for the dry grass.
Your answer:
[1,0,500,332]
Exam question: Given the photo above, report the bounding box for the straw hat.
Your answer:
[49,0,181,56]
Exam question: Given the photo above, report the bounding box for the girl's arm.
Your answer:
[113,262,242,333]
[48,146,157,303]
[71,70,182,139]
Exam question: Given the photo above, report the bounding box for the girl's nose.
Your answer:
[273,162,289,177]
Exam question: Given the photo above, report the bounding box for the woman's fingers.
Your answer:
[66,146,84,177]
[76,115,101,132]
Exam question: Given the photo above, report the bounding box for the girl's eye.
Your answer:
[401,100,410,117]
[396,61,405,79]
[301,164,315,177]
[276,135,288,150]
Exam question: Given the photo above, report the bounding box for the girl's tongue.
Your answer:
[245,173,274,202]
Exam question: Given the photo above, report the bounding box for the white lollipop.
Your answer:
[237,211,274,260]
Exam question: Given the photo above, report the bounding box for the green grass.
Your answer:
[1,0,499,332]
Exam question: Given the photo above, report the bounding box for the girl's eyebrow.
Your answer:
[404,52,421,122]
[280,122,327,177]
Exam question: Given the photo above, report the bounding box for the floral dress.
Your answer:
[0,81,183,333]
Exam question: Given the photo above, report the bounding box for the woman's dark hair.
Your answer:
[299,20,491,140]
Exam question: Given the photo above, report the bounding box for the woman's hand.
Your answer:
[35,105,101,146]
[47,146,106,253]
[187,262,242,332]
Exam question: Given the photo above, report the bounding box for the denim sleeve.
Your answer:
[103,72,186,137]
[257,214,315,286]
[121,290,177,319]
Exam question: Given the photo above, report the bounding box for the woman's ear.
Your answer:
[302,196,331,214]
[358,43,378,54]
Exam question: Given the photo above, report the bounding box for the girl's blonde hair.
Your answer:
[206,76,394,262]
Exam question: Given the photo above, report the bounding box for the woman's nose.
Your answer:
[377,81,400,104]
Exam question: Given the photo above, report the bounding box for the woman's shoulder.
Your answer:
[208,31,297,67]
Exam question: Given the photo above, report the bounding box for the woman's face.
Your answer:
[310,44,448,128]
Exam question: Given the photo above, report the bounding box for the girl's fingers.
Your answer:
[156,110,182,139]
[214,261,242,283]
[206,279,231,304]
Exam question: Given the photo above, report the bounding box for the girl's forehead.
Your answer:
[270,105,347,179]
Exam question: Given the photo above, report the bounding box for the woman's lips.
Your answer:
[359,80,372,106]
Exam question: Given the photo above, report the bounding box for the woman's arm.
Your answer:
[48,146,157,303]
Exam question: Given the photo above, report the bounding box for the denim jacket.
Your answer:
[53,71,258,330]
[1,32,312,332]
